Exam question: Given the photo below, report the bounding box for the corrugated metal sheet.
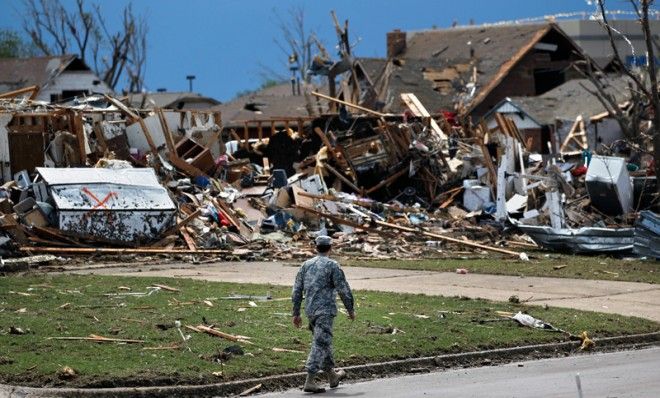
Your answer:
[36,167,176,243]
[634,211,660,259]
[519,225,634,253]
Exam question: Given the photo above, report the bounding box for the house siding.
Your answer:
[39,70,112,102]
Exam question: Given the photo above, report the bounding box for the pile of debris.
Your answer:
[0,88,657,263]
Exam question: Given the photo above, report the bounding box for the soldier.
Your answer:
[292,235,355,393]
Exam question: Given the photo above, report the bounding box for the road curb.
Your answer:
[2,331,658,397]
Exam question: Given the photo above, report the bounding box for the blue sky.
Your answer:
[0,0,639,101]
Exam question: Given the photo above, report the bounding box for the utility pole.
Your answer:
[186,75,196,92]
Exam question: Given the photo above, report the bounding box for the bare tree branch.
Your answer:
[20,0,148,92]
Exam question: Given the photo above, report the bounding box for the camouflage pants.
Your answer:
[306,314,335,374]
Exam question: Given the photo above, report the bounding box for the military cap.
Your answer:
[315,235,332,246]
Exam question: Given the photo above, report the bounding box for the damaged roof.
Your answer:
[375,23,580,114]
[505,75,633,125]
[214,82,329,126]
[127,91,220,110]
[0,54,82,93]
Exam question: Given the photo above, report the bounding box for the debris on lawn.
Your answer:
[186,324,253,344]
[239,383,263,397]
[57,366,77,379]
[272,347,305,354]
[0,356,14,365]
[47,334,146,344]
[496,310,595,350]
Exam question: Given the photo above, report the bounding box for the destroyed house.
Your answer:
[374,23,585,119]
[0,55,112,103]
[213,82,328,144]
[486,76,632,153]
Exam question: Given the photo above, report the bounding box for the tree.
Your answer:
[21,0,148,91]
[0,29,36,58]
[577,0,660,189]
[260,6,323,86]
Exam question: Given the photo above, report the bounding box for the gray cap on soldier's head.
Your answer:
[315,235,332,246]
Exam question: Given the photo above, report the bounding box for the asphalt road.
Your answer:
[258,347,660,398]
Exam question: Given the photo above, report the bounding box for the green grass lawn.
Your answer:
[0,274,657,388]
[343,254,659,284]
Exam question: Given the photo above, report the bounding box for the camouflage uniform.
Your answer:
[292,254,354,374]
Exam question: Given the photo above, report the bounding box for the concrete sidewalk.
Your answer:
[69,261,660,322]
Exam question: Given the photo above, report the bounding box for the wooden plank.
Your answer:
[156,108,176,154]
[323,162,361,193]
[311,91,386,117]
[137,117,159,155]
[559,114,586,154]
[104,95,140,121]
[32,226,86,247]
[188,325,248,342]
[293,205,369,230]
[374,220,521,257]
[47,335,145,343]
[313,127,335,158]
[0,85,40,99]
[93,123,108,154]
[243,122,249,149]
[159,209,201,238]
[19,247,232,255]
[477,123,498,188]
[439,187,463,208]
[70,110,87,165]
[180,227,197,251]
[400,93,448,141]
[169,155,206,177]
[400,93,450,168]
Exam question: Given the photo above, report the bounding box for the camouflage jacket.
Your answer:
[292,254,354,318]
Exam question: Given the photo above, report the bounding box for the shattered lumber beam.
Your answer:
[156,108,176,154]
[323,162,362,194]
[104,94,158,155]
[32,226,87,247]
[169,155,207,177]
[311,91,386,117]
[47,335,145,343]
[0,85,40,100]
[159,209,201,238]
[399,93,450,168]
[439,187,463,208]
[19,247,231,255]
[180,227,197,251]
[187,325,242,341]
[293,205,369,230]
[92,123,109,154]
[103,94,140,121]
[69,110,87,165]
[314,127,336,159]
[477,123,498,188]
[373,220,521,257]
[400,93,448,141]
[559,115,587,155]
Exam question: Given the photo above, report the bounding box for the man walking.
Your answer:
[292,235,355,393]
